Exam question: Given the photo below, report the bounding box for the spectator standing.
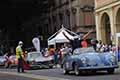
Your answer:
[57,48,62,64]
[4,52,10,68]
[54,49,58,66]
[96,40,102,52]
[91,39,98,51]
[81,39,88,48]
[111,44,116,56]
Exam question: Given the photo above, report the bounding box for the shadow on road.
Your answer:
[63,71,120,77]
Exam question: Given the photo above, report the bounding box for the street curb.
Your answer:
[0,71,69,80]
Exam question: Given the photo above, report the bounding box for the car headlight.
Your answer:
[80,57,87,64]
[109,55,116,63]
[29,60,35,65]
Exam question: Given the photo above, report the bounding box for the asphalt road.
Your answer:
[28,68,120,80]
[0,67,120,80]
[0,73,42,80]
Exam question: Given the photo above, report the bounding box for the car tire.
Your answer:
[74,64,80,76]
[49,66,53,69]
[107,68,114,74]
[4,62,9,68]
[63,64,69,74]
[91,70,96,74]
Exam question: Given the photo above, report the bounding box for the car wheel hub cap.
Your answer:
[75,70,79,75]
[63,65,66,73]
[75,66,79,75]
[63,69,66,73]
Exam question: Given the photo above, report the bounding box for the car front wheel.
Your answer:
[107,68,114,74]
[63,64,69,74]
[4,62,10,68]
[49,66,53,69]
[74,64,80,76]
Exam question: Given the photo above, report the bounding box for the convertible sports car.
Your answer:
[62,47,119,75]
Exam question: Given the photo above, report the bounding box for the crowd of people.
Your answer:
[42,39,118,67]
[41,44,72,66]
[40,30,119,67]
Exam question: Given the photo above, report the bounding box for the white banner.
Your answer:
[32,37,40,52]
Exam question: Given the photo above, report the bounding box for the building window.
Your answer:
[66,9,71,29]
[46,24,49,34]
[71,7,77,14]
[84,12,92,26]
[80,5,94,27]
[71,7,77,28]
[52,15,56,24]
[59,0,62,5]
[59,13,63,25]
[48,17,51,32]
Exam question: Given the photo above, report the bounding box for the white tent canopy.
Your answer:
[48,25,79,45]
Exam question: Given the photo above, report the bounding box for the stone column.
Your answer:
[109,8,116,44]
[95,13,101,40]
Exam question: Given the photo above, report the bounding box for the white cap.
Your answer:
[18,41,23,45]
[45,48,48,51]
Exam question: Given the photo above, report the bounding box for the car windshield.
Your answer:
[0,56,4,59]
[28,53,41,59]
[0,56,4,58]
[73,47,95,55]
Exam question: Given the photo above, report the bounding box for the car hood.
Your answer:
[72,52,116,65]
[35,56,53,62]
[0,57,6,62]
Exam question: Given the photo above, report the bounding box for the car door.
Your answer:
[63,55,74,70]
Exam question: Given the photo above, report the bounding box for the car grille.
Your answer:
[36,61,53,65]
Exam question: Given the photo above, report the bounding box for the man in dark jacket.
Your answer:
[62,30,93,53]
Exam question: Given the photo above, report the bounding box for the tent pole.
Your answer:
[64,27,78,36]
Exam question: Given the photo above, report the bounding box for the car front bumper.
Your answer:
[0,62,5,66]
[29,60,54,69]
[78,65,119,70]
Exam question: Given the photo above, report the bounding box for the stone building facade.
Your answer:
[45,0,95,39]
[95,0,120,44]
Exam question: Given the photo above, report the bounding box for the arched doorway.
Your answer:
[101,13,111,44]
[116,8,120,32]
